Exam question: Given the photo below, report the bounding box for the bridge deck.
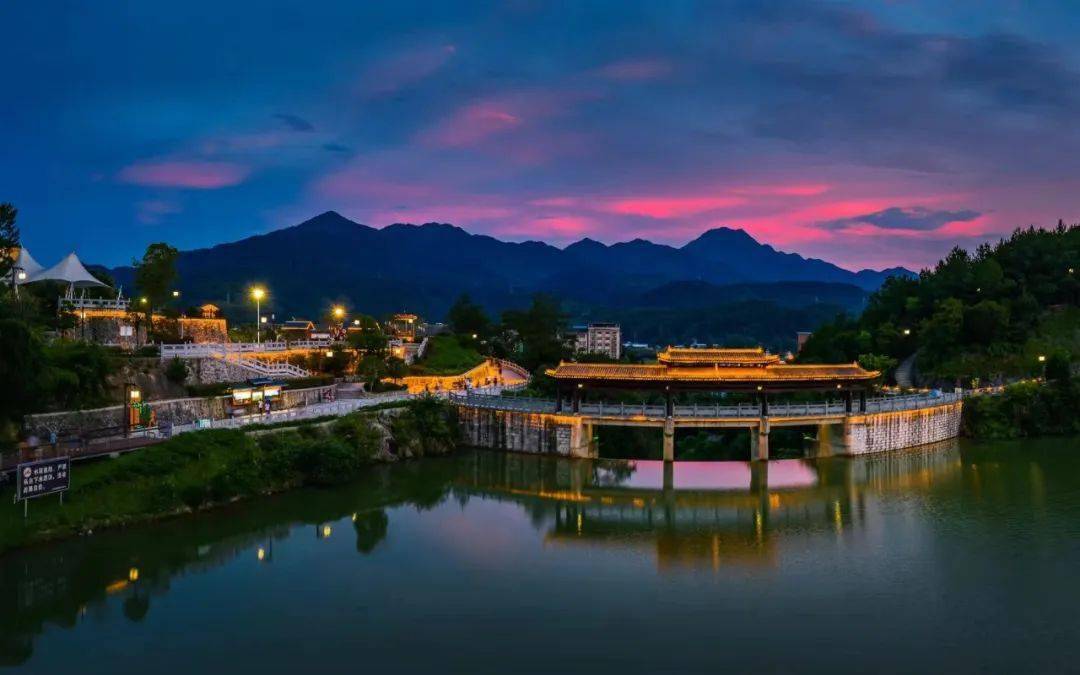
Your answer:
[453,391,961,425]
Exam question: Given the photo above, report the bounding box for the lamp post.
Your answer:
[251,287,266,343]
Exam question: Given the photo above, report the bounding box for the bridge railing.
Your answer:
[452,391,962,419]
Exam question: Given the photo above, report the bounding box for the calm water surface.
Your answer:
[3,439,1080,673]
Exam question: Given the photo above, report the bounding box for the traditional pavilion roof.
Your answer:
[658,346,780,366]
[546,346,878,390]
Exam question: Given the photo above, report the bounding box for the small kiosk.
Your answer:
[229,379,285,416]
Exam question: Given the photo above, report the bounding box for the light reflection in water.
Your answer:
[4,437,1076,671]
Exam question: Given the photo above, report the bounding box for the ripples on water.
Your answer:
[2,438,1079,673]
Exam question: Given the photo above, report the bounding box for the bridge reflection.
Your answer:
[452,444,964,570]
[0,443,972,664]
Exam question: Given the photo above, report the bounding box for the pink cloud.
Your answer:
[361,43,457,96]
[595,58,673,81]
[418,102,523,148]
[734,183,832,197]
[118,161,249,189]
[134,199,181,224]
[601,195,746,218]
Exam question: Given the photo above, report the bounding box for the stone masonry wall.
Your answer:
[23,385,336,438]
[458,407,573,455]
[844,402,962,456]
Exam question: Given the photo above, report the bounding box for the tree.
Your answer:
[133,243,179,336]
[0,203,18,281]
[500,294,569,371]
[446,294,490,337]
[0,318,44,427]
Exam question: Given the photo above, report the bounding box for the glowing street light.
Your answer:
[171,290,180,298]
[1037,354,1047,363]
[332,305,345,320]
[251,287,266,343]
[903,328,911,336]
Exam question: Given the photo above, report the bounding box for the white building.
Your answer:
[571,322,622,359]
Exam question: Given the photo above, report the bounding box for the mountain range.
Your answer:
[110,211,912,327]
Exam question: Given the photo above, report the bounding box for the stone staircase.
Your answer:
[231,355,311,379]
[895,353,918,389]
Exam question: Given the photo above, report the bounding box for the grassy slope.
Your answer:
[408,334,484,375]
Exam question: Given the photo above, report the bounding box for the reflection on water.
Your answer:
[2,438,1078,671]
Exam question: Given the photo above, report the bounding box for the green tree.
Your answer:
[501,294,569,371]
[133,243,179,336]
[0,318,44,428]
[446,294,490,338]
[0,203,18,281]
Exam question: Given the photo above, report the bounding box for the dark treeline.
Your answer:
[799,223,1079,385]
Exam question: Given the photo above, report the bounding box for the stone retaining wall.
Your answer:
[844,401,963,456]
[458,407,577,455]
[23,385,337,438]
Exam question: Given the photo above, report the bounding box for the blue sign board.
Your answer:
[17,457,70,501]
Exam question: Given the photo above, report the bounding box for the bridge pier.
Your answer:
[662,417,675,461]
[749,418,770,461]
[812,422,847,457]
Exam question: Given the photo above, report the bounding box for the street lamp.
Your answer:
[332,305,345,320]
[903,328,911,336]
[251,287,266,343]
[171,290,180,298]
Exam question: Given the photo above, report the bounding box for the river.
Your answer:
[3,439,1079,673]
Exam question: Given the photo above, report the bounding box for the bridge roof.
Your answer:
[546,361,879,390]
[658,346,780,366]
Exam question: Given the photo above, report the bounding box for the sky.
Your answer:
[3,1,1080,271]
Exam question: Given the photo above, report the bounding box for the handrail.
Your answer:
[451,391,962,419]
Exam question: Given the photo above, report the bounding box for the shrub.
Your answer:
[391,395,459,457]
[165,357,189,385]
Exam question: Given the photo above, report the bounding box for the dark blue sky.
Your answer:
[4,1,1079,270]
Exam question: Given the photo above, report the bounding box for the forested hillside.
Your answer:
[799,224,1079,386]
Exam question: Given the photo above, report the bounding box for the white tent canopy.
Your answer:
[6,247,44,283]
[25,252,108,288]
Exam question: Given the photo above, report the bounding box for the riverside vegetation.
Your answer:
[0,396,459,553]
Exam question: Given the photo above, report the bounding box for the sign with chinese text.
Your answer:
[16,457,70,501]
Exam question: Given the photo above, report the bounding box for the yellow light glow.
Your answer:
[353,319,360,326]
[332,306,345,318]
[1038,355,1046,362]
[128,567,139,582]
[140,297,148,304]
[325,350,334,358]
[260,316,267,323]
[322,524,332,538]
[257,547,266,561]
[129,389,141,400]
[251,287,265,301]
[172,290,180,297]
[903,328,911,336]
[16,271,26,280]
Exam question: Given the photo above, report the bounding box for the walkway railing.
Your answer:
[160,339,333,359]
[452,391,962,419]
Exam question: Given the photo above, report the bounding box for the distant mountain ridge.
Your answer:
[110,211,911,321]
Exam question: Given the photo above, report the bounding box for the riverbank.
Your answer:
[962,376,1079,439]
[0,397,459,554]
